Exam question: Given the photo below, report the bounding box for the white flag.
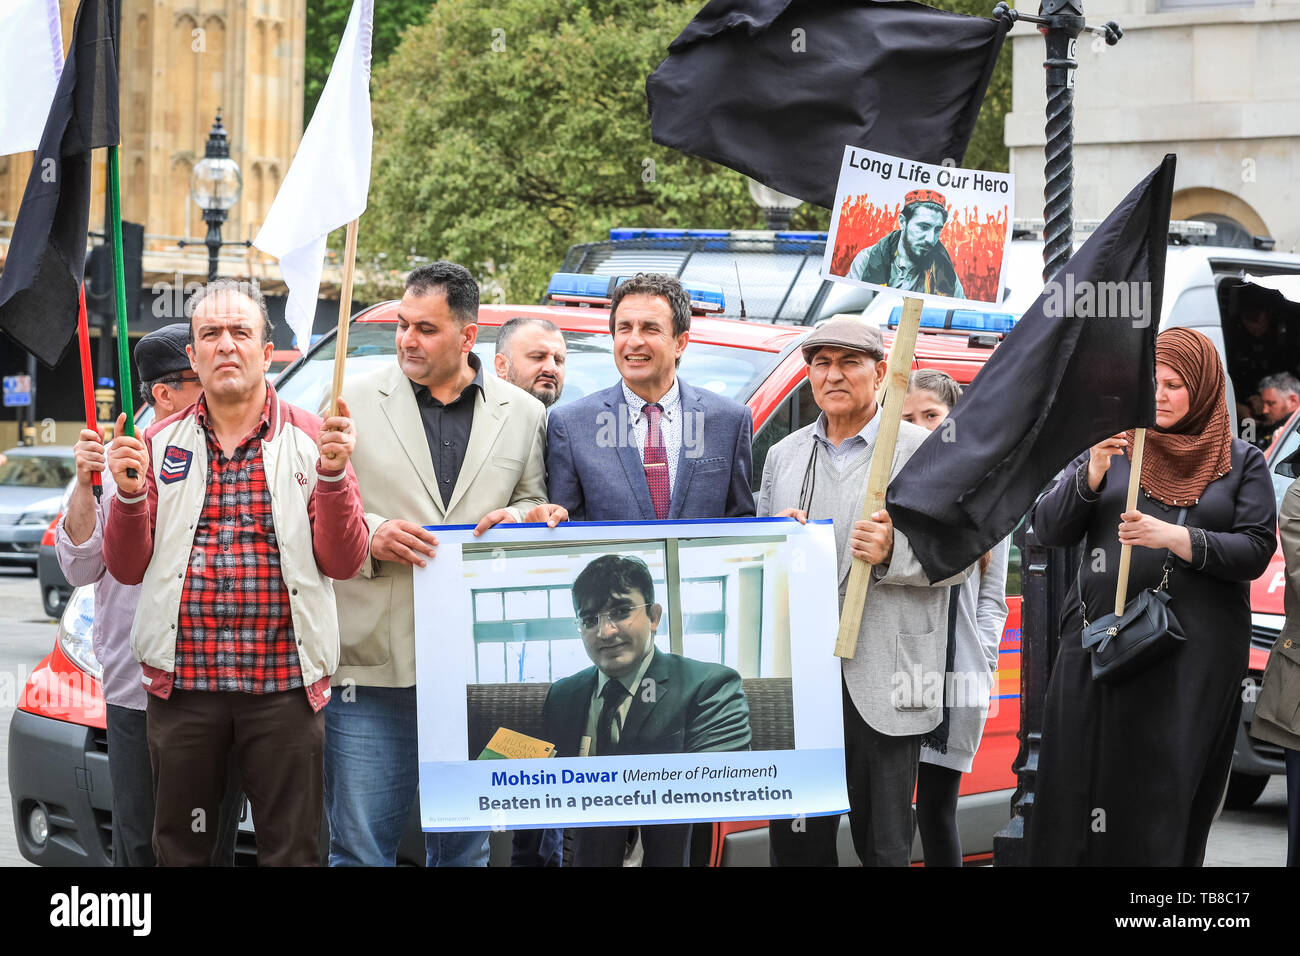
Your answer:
[0,0,64,156]
[254,0,373,351]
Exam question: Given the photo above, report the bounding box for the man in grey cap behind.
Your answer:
[756,318,965,866]
[56,322,240,865]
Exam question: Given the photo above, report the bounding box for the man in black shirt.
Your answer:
[327,262,565,867]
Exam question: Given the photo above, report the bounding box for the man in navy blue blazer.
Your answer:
[545,273,756,521]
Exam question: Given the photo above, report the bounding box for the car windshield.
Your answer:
[0,454,74,488]
[274,319,780,412]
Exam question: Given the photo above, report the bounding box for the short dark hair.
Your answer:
[571,554,655,613]
[186,278,274,347]
[496,316,561,356]
[405,261,479,325]
[609,273,691,339]
[901,202,948,226]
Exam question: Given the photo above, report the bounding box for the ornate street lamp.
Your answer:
[747,177,802,231]
[178,110,249,280]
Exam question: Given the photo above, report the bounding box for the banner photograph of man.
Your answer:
[822,147,1014,306]
[847,189,965,298]
[412,520,848,847]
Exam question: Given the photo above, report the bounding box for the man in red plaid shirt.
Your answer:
[105,279,369,865]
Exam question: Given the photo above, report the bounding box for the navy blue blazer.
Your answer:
[545,379,756,521]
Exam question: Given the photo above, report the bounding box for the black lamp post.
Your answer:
[989,0,1122,867]
[178,111,250,280]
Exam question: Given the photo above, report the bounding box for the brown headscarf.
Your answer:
[1125,327,1233,506]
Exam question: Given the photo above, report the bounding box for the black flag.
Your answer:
[886,154,1178,582]
[0,0,118,366]
[646,0,1009,209]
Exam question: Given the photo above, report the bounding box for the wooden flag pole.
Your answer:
[1113,427,1146,615]
[834,296,924,660]
[328,218,360,418]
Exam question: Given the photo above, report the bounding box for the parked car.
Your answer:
[0,446,75,573]
[37,514,72,619]
[9,281,1022,867]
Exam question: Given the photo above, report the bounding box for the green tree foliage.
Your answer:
[363,0,1011,302]
[930,0,1011,174]
[304,0,432,124]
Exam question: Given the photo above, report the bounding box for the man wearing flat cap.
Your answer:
[848,190,965,298]
[756,318,966,866]
[55,322,240,866]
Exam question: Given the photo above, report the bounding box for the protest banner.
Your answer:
[412,518,848,832]
[822,147,1014,306]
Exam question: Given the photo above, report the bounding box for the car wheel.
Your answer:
[1223,771,1269,810]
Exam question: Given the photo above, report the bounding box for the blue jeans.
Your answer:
[323,685,488,867]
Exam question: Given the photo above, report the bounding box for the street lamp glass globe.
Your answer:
[190,156,243,212]
[746,177,801,212]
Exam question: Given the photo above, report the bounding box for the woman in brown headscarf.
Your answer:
[1028,327,1276,866]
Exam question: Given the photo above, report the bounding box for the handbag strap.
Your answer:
[1079,507,1187,627]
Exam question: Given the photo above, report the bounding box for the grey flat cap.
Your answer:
[135,323,193,382]
[800,318,885,363]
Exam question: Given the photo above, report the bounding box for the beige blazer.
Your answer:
[332,362,548,687]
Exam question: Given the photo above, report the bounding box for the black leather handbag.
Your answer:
[1079,509,1187,684]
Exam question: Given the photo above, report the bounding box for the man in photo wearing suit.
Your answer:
[544,554,751,866]
[545,273,756,522]
[326,261,565,867]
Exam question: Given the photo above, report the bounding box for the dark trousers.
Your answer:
[569,824,692,867]
[105,703,242,866]
[915,762,963,867]
[770,680,920,866]
[511,828,563,867]
[147,689,322,866]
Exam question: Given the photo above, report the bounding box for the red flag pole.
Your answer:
[75,284,103,501]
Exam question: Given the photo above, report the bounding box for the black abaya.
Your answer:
[1027,439,1276,866]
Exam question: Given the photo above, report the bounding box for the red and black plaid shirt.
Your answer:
[174,392,301,694]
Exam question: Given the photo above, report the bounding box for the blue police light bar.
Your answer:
[545,273,725,313]
[886,305,1018,334]
[608,228,824,243]
[546,273,616,302]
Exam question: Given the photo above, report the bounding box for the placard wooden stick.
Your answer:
[834,296,923,659]
[1113,427,1146,615]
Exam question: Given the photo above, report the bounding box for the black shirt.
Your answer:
[410,352,485,508]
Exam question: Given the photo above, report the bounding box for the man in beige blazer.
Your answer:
[325,261,563,867]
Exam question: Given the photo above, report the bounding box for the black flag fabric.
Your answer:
[0,0,118,366]
[885,154,1178,583]
[646,0,1009,209]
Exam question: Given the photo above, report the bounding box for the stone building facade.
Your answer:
[1004,0,1300,251]
[0,0,307,282]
